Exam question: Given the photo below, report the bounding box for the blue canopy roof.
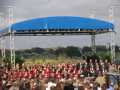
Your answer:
[11,16,114,31]
[0,16,114,37]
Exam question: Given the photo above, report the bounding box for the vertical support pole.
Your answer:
[91,34,96,53]
[90,9,96,54]
[11,32,15,68]
[0,13,6,65]
[110,31,115,61]
[45,19,48,32]
[8,6,15,68]
[8,7,12,66]
[3,37,6,61]
[0,15,2,63]
[109,7,115,62]
[0,37,6,64]
[3,17,6,62]
[0,37,4,64]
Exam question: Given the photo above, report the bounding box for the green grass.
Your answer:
[24,58,81,65]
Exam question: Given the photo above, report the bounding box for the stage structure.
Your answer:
[0,16,114,67]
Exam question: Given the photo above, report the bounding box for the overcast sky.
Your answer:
[0,0,120,49]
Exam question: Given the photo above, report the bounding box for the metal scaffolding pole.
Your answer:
[2,37,6,60]
[109,7,115,61]
[8,6,15,68]
[110,31,115,61]
[10,32,15,68]
[91,34,96,53]
[0,13,6,64]
[0,37,5,64]
[90,10,96,53]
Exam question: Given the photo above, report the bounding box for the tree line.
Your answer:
[0,45,120,64]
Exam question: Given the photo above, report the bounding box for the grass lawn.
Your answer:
[24,58,81,65]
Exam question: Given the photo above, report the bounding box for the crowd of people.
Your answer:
[0,59,120,90]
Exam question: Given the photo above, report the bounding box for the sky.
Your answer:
[0,0,120,49]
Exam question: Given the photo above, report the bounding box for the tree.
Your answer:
[31,47,45,54]
[82,46,92,54]
[115,45,120,52]
[55,47,66,56]
[15,54,24,65]
[96,45,107,52]
[65,46,81,58]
